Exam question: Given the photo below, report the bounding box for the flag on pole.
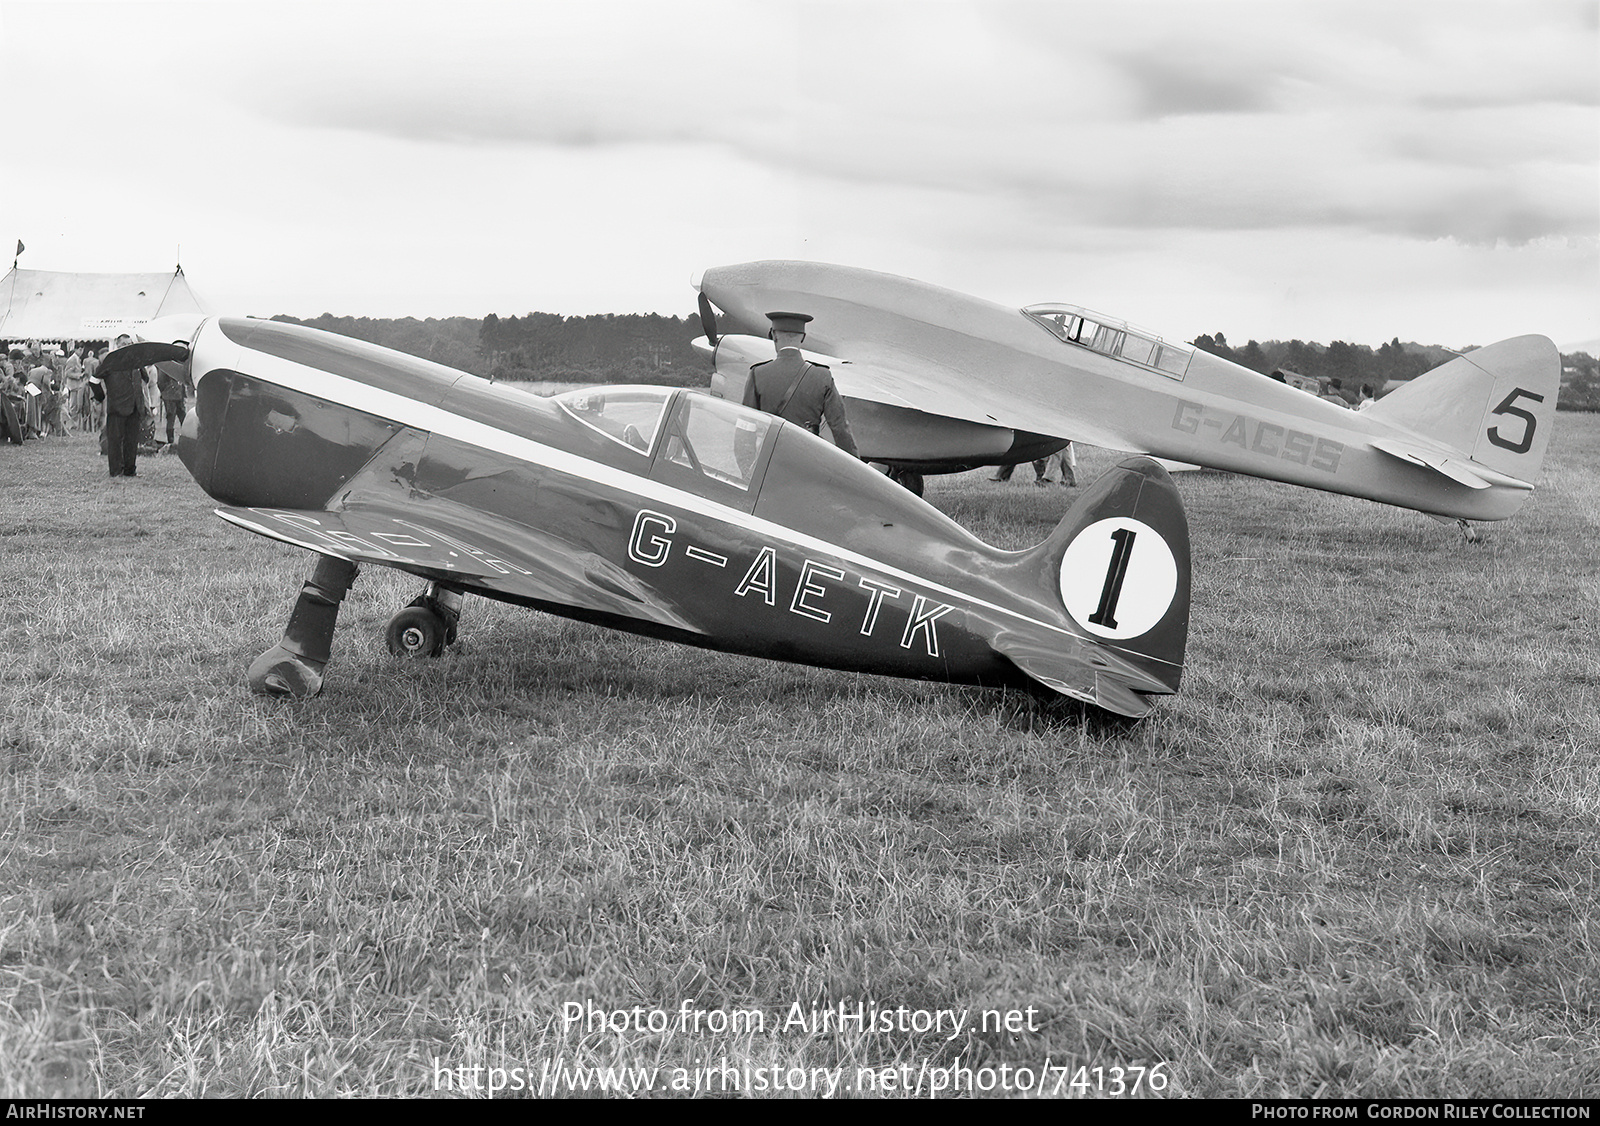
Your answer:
[14,240,22,258]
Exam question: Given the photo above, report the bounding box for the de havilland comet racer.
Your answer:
[114,315,1193,718]
[695,261,1561,531]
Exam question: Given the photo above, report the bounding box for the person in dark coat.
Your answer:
[157,360,192,445]
[89,333,150,477]
[742,311,859,458]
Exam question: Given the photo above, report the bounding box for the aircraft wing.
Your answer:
[699,260,1165,451]
[819,346,1144,452]
[215,500,701,634]
[716,331,1017,420]
[829,351,1013,420]
[709,333,1140,452]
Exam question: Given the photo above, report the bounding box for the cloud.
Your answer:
[201,1,1596,248]
[220,1,791,148]
[1112,52,1280,117]
[3,0,1592,339]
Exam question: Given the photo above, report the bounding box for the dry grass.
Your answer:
[1,423,1597,1098]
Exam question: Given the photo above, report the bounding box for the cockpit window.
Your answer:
[1023,303,1193,380]
[556,387,671,453]
[663,394,773,490]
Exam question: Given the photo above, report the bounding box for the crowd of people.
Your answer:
[1,341,97,438]
[1,337,191,475]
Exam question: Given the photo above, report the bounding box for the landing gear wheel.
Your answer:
[386,606,448,657]
[405,594,459,645]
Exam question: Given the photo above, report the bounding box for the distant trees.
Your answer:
[1560,352,1600,411]
[271,313,486,375]
[271,309,712,387]
[1373,337,1432,384]
[476,310,706,385]
[1191,332,1451,400]
[269,311,1600,410]
[1189,332,1600,410]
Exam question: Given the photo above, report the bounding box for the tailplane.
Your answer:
[1363,335,1560,485]
[993,457,1191,716]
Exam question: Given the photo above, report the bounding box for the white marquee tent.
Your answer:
[0,266,207,344]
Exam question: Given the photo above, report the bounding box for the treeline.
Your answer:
[267,312,1600,410]
[1193,332,1600,410]
[1557,351,1600,411]
[270,311,710,387]
[480,311,708,386]
[1190,333,1457,395]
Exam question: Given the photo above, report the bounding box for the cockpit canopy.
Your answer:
[555,386,779,507]
[553,384,975,545]
[1023,304,1193,380]
[556,386,672,454]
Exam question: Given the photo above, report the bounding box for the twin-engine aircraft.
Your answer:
[694,261,1560,531]
[118,315,1193,719]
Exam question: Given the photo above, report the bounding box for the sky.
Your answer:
[3,0,1597,349]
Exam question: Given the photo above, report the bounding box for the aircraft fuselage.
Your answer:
[698,262,1558,521]
[172,317,1187,712]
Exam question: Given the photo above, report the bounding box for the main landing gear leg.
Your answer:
[1458,519,1481,544]
[248,554,361,697]
[386,582,462,658]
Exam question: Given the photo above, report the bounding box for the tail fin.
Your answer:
[994,457,1192,717]
[1363,336,1560,483]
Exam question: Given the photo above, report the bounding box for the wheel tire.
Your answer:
[406,594,460,645]
[386,606,448,658]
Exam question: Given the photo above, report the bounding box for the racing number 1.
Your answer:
[1088,527,1136,629]
[1487,388,1544,454]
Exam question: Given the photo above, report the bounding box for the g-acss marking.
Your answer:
[626,509,956,657]
[1171,401,1343,474]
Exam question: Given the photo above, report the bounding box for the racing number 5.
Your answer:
[1487,388,1544,454]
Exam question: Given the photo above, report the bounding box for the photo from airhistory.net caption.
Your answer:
[431,998,1163,1096]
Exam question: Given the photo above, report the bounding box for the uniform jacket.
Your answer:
[157,366,191,401]
[742,350,859,457]
[93,366,148,418]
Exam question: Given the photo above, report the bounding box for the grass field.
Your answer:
[2,418,1597,1098]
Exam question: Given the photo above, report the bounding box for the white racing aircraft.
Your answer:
[695,261,1560,536]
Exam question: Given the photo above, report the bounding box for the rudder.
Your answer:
[996,457,1192,714]
[1364,335,1560,483]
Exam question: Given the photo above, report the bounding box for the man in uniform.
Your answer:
[89,333,150,477]
[742,311,859,458]
[157,354,193,446]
